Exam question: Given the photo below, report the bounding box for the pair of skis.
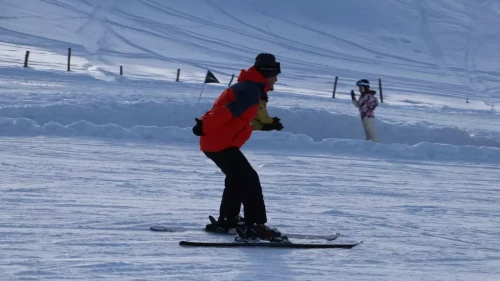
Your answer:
[150,217,362,249]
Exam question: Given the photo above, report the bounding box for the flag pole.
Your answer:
[197,82,207,105]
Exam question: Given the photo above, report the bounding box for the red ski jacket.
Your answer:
[199,66,271,152]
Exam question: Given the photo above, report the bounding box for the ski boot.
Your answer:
[205,215,245,234]
[235,223,290,243]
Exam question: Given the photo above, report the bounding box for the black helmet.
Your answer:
[254,53,281,78]
[356,79,370,88]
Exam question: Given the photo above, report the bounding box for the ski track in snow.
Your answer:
[4,0,500,101]
[0,137,499,280]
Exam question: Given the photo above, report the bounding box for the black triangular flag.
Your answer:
[204,70,219,84]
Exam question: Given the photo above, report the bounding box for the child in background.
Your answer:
[351,79,379,142]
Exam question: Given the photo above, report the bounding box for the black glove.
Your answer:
[261,122,284,131]
[351,90,356,99]
[192,118,204,136]
[273,117,280,123]
[260,124,273,131]
[274,122,284,131]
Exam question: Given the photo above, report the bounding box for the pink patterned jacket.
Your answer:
[352,91,378,119]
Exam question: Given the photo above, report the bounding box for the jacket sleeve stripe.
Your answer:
[226,82,260,117]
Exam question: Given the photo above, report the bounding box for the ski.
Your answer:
[149,225,341,241]
[179,240,362,249]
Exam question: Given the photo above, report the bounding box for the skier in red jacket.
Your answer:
[192,53,285,242]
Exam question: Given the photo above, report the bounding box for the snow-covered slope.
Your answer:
[1,0,500,158]
[2,0,500,105]
[1,1,500,280]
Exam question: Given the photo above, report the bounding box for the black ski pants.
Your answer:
[203,147,267,225]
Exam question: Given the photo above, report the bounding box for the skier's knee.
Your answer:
[245,168,260,182]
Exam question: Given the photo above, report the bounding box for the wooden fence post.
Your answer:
[378,78,384,103]
[176,69,180,81]
[332,76,338,98]
[24,51,30,67]
[67,48,71,71]
[228,74,235,86]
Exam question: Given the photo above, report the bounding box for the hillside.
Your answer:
[2,0,500,105]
